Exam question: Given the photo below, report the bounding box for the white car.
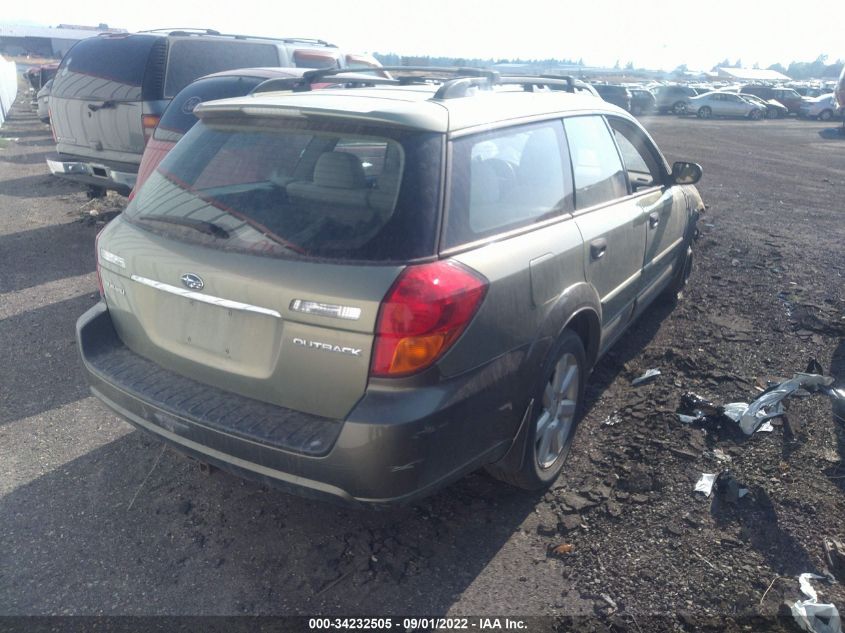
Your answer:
[683,91,763,120]
[798,94,840,121]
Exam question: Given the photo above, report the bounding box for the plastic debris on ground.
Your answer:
[632,368,661,386]
[695,470,750,502]
[603,413,622,427]
[791,573,843,633]
[676,359,842,435]
[694,473,717,497]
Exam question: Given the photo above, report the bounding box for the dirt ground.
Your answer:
[1,86,844,632]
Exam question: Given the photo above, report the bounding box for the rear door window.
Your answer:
[164,40,280,97]
[445,121,573,248]
[563,115,627,209]
[126,118,442,262]
[52,34,159,100]
[155,75,267,142]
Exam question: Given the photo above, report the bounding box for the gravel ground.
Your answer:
[1,88,844,631]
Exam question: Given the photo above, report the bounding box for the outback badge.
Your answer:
[180,273,204,290]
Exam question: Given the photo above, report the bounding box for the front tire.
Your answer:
[697,106,712,119]
[672,101,686,115]
[819,109,833,121]
[488,331,586,490]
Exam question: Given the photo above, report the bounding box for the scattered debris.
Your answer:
[825,539,845,583]
[714,470,749,503]
[632,368,661,386]
[695,473,717,497]
[711,448,732,463]
[677,360,842,436]
[603,413,622,427]
[735,373,836,435]
[791,573,843,633]
[600,593,618,610]
[548,543,574,558]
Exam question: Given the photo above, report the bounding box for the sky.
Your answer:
[3,0,840,72]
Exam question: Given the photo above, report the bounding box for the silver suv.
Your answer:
[76,68,705,504]
[46,29,382,196]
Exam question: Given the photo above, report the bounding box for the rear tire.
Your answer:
[487,330,586,490]
[749,109,763,120]
[672,101,686,115]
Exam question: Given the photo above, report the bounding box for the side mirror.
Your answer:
[671,161,702,185]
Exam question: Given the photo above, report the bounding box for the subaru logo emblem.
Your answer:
[180,273,204,290]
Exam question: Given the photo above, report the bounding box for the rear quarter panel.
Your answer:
[443,216,587,377]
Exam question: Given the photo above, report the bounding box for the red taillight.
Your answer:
[371,261,488,378]
[94,229,104,298]
[142,115,159,145]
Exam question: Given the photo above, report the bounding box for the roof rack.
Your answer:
[138,28,223,35]
[254,66,579,100]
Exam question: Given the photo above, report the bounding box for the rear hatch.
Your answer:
[50,34,164,164]
[99,112,443,419]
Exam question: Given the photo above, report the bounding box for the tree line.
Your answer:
[374,52,843,80]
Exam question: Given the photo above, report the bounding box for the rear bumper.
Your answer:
[46,154,136,195]
[76,302,521,505]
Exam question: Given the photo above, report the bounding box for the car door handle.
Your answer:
[88,100,116,112]
[590,238,608,260]
[648,212,660,228]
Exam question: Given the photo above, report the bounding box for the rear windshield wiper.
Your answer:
[140,214,230,239]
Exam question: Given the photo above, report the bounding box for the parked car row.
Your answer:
[42,28,383,196]
[586,81,842,121]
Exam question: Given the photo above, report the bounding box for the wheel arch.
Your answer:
[540,281,602,370]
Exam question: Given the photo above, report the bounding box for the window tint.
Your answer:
[52,35,158,100]
[155,76,267,142]
[563,116,627,209]
[126,118,442,262]
[164,40,279,97]
[445,121,572,248]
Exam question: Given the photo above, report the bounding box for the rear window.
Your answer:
[126,117,443,262]
[164,40,280,97]
[52,35,158,100]
[154,75,267,142]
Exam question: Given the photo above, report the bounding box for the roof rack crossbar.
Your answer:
[136,29,336,47]
[300,65,498,86]
[250,76,395,95]
[499,75,576,93]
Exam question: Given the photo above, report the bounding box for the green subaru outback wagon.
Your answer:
[77,68,705,504]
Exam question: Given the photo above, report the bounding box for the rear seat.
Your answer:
[287,151,372,225]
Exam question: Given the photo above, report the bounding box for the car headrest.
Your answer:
[313,151,367,189]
